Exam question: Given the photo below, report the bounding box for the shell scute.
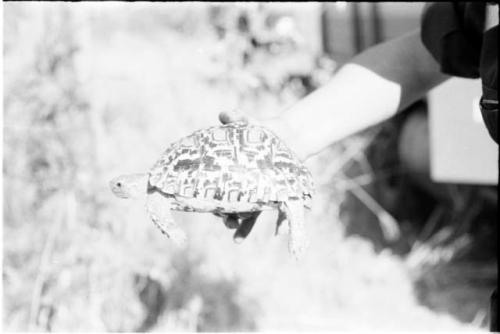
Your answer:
[148,122,314,205]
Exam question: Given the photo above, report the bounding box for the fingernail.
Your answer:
[234,236,245,244]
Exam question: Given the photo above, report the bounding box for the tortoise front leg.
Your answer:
[275,209,289,236]
[280,201,309,260]
[146,192,187,246]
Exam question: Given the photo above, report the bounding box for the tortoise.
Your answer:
[109,121,314,258]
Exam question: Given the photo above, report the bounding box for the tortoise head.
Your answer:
[109,173,148,199]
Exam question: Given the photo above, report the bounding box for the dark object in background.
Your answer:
[491,289,498,332]
[340,99,497,326]
[135,274,166,332]
[398,101,429,175]
[133,253,258,332]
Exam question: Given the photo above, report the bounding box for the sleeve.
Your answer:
[420,2,485,78]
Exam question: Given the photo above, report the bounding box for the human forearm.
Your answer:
[263,30,449,160]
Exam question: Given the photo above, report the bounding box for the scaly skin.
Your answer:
[111,122,314,258]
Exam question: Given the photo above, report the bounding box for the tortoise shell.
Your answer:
[148,122,314,205]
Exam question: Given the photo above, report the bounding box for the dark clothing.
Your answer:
[421,2,498,143]
[491,289,498,332]
[420,3,498,332]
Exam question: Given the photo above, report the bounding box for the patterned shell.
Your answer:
[148,122,314,204]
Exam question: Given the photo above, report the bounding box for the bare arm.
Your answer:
[221,30,450,160]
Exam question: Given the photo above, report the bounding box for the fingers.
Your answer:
[222,213,240,229]
[233,212,260,244]
[219,110,249,125]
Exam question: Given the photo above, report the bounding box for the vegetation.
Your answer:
[3,2,495,331]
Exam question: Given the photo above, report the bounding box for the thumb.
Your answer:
[218,110,249,125]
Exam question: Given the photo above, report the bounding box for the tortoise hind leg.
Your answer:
[280,201,309,259]
[146,192,187,246]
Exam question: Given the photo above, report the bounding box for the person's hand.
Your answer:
[218,110,253,125]
[219,109,306,160]
[214,212,260,244]
[218,110,255,243]
[216,110,262,243]
[216,110,302,244]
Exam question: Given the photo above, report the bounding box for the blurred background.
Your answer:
[3,2,497,331]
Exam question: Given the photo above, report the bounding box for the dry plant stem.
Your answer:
[328,167,404,192]
[313,130,381,186]
[28,192,67,330]
[418,205,446,243]
[471,310,487,328]
[356,153,375,176]
[346,179,401,241]
[450,199,482,241]
[311,129,401,241]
